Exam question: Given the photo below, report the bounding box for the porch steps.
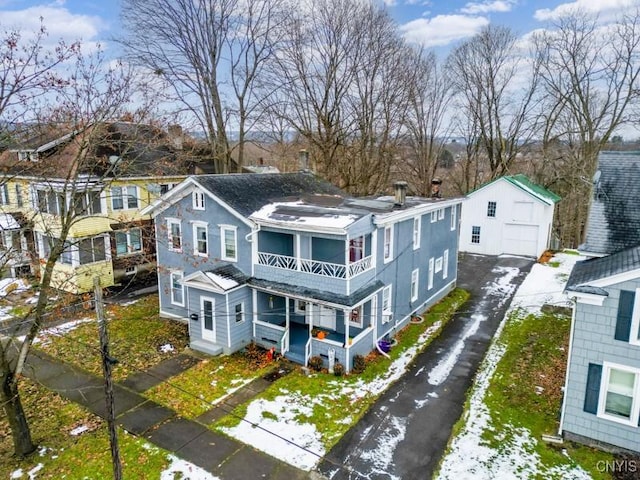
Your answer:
[190,340,223,357]
[285,343,305,365]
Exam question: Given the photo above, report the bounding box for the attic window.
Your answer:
[192,190,205,210]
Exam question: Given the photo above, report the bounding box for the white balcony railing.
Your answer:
[257,251,373,279]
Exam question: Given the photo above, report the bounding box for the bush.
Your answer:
[308,355,324,372]
[352,354,366,374]
[333,362,345,377]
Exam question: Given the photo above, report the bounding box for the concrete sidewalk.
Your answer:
[20,348,312,479]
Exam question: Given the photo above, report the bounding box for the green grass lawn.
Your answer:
[446,307,615,479]
[35,295,189,381]
[0,379,173,479]
[213,289,470,451]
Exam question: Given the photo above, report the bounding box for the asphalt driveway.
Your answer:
[318,253,534,480]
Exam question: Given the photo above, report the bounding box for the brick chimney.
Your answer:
[167,124,183,151]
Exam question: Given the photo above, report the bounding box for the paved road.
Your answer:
[318,254,534,480]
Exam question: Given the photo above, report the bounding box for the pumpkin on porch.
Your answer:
[317,330,326,339]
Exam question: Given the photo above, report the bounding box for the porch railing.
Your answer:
[257,251,373,279]
[304,337,312,366]
[280,328,289,355]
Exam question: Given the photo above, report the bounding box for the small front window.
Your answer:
[167,219,182,251]
[221,225,237,261]
[194,224,208,256]
[170,271,184,306]
[235,303,245,323]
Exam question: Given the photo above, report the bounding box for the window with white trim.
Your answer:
[220,225,237,261]
[294,300,307,314]
[597,362,640,426]
[192,190,205,210]
[79,236,107,264]
[438,208,445,220]
[167,219,182,251]
[0,184,9,205]
[115,228,142,256]
[431,210,437,223]
[411,269,419,302]
[435,257,443,273]
[349,306,363,328]
[382,285,392,323]
[111,185,138,210]
[74,190,102,215]
[443,249,449,279]
[428,258,434,290]
[193,223,208,256]
[487,201,497,217]
[349,236,364,262]
[170,271,184,306]
[451,206,457,230]
[413,217,421,250]
[35,188,65,215]
[235,303,245,323]
[383,225,393,263]
[471,226,481,244]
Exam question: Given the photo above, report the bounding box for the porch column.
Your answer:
[296,234,301,271]
[344,309,350,346]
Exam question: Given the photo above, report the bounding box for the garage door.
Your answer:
[503,224,539,257]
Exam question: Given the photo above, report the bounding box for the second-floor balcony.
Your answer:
[257,252,373,279]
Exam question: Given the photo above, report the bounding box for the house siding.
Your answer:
[563,280,640,453]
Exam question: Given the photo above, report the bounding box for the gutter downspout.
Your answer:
[558,296,577,436]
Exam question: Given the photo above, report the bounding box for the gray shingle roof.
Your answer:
[581,151,640,255]
[194,173,346,217]
[565,244,640,292]
[249,277,385,307]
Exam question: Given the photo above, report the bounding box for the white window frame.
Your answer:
[111,185,138,211]
[383,225,393,263]
[235,302,245,324]
[431,210,438,223]
[382,285,392,323]
[451,206,457,231]
[413,217,421,250]
[192,190,205,210]
[435,257,443,273]
[220,225,238,262]
[597,361,640,427]
[629,288,640,346]
[487,201,497,218]
[167,218,182,252]
[428,258,434,290]
[170,270,184,306]
[443,249,449,280]
[438,208,445,220]
[114,228,142,256]
[349,305,363,328]
[411,269,419,302]
[294,299,307,315]
[193,221,208,257]
[471,226,481,244]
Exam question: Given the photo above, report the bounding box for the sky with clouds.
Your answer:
[1,0,638,56]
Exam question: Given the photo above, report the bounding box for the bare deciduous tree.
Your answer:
[447,24,540,180]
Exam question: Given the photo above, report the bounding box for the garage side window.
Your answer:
[487,201,496,217]
[471,226,481,244]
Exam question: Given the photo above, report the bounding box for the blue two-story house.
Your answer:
[143,173,462,372]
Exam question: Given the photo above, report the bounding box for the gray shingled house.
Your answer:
[560,151,640,454]
[143,173,463,372]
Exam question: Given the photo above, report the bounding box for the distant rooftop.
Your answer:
[565,244,640,294]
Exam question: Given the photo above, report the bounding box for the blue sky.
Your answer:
[1,0,637,57]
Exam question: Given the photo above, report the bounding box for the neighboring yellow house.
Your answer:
[0,122,208,294]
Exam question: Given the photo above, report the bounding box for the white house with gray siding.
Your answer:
[561,245,640,453]
[143,173,463,372]
[459,174,560,258]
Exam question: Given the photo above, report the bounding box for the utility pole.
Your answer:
[95,277,122,480]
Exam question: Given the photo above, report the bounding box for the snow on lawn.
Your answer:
[0,278,30,297]
[160,454,221,480]
[436,252,590,480]
[31,318,93,345]
[220,320,444,471]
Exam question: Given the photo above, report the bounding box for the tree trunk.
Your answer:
[1,371,36,457]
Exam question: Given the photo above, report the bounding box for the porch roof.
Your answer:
[249,277,384,308]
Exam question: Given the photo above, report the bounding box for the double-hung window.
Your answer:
[115,228,142,256]
[597,362,640,426]
[78,236,107,264]
[111,186,138,210]
[235,303,245,323]
[74,190,102,215]
[413,217,421,250]
[451,206,457,230]
[220,225,237,261]
[0,184,9,205]
[471,226,481,244]
[193,223,208,256]
[382,285,392,323]
[438,208,445,220]
[167,219,182,251]
[383,225,393,263]
[170,271,184,306]
[431,210,438,223]
[487,201,497,217]
[349,236,364,262]
[193,190,205,210]
[411,269,419,302]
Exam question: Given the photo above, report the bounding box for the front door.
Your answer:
[201,296,216,342]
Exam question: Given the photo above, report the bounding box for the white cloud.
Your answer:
[400,14,490,47]
[460,0,515,15]
[383,0,397,6]
[534,0,638,21]
[0,5,103,43]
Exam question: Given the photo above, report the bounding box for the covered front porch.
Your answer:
[250,284,380,372]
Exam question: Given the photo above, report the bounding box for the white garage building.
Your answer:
[459,174,561,258]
